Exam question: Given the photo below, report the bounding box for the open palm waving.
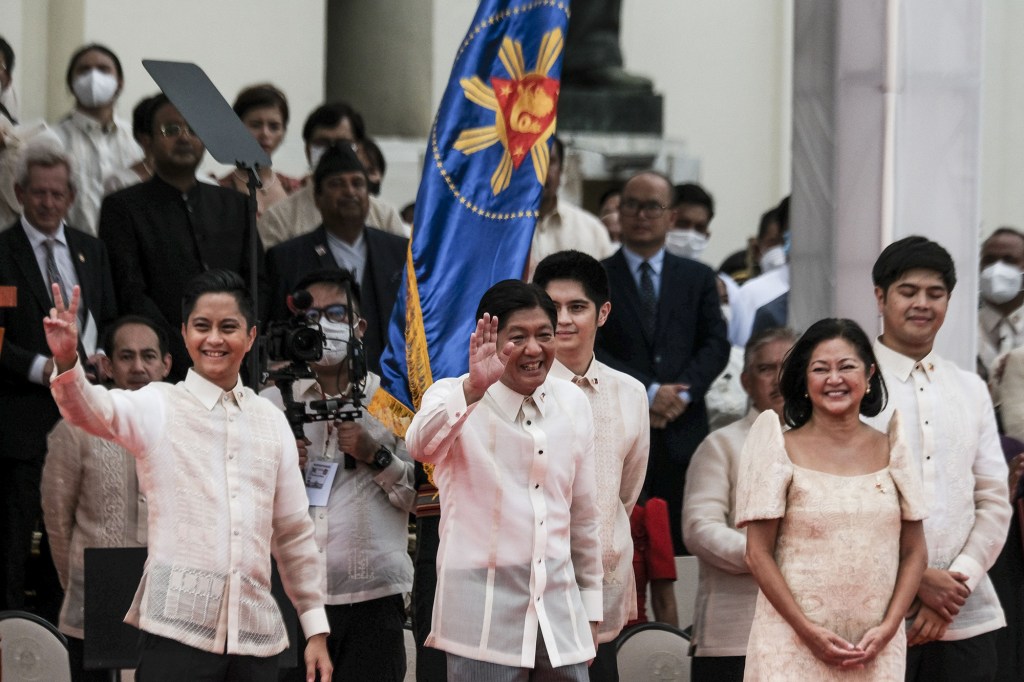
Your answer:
[463,313,512,404]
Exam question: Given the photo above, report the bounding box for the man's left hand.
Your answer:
[304,632,332,682]
[336,420,375,463]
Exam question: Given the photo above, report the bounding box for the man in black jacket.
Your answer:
[98,94,263,382]
[266,144,406,374]
[0,140,117,614]
[597,170,730,554]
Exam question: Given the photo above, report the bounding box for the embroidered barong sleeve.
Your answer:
[568,401,604,621]
[684,425,748,574]
[948,391,1012,591]
[41,420,85,589]
[735,410,793,527]
[885,411,928,522]
[50,358,165,456]
[269,413,330,637]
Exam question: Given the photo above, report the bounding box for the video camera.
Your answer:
[259,287,367,469]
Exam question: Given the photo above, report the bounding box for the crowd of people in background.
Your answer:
[1,35,1023,682]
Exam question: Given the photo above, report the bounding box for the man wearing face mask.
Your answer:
[265,143,406,375]
[977,227,1024,380]
[55,44,142,237]
[729,199,791,348]
[665,183,714,263]
[258,102,407,248]
[262,268,415,682]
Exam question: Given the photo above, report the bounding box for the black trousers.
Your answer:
[691,655,745,682]
[413,515,447,682]
[905,631,999,682]
[135,632,278,682]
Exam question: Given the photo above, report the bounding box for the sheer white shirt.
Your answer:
[407,375,602,667]
[865,340,1011,640]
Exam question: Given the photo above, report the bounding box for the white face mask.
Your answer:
[317,319,351,366]
[308,144,328,171]
[664,229,708,261]
[759,245,787,273]
[980,261,1023,305]
[72,69,119,108]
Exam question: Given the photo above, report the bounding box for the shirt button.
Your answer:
[538,450,543,455]
[319,513,325,519]
[229,454,235,460]
[233,530,239,536]
[534,484,539,489]
[526,420,532,425]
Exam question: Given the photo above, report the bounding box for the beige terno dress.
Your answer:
[735,410,926,681]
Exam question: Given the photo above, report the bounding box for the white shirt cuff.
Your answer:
[948,553,986,593]
[29,354,50,385]
[298,607,330,638]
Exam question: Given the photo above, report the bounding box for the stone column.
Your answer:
[790,0,983,368]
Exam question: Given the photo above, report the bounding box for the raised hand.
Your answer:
[464,313,510,404]
[43,283,80,374]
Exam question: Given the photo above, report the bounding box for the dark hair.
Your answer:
[985,227,1024,249]
[757,208,780,240]
[780,318,887,428]
[103,315,169,357]
[743,326,798,373]
[301,102,366,144]
[475,280,557,331]
[626,170,676,205]
[65,43,123,91]
[0,37,13,74]
[598,186,621,208]
[233,83,289,127]
[775,195,790,233]
[673,183,714,217]
[872,236,957,294]
[140,93,171,136]
[181,270,255,328]
[359,137,386,176]
[131,94,160,144]
[292,268,362,314]
[533,250,610,307]
[550,134,564,165]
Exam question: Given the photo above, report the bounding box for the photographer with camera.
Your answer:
[261,268,415,682]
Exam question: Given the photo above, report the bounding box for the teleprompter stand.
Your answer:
[141,60,271,388]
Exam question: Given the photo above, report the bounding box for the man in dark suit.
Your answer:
[98,94,261,382]
[266,144,406,374]
[0,141,117,614]
[597,171,730,554]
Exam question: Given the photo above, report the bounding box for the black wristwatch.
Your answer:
[371,446,393,470]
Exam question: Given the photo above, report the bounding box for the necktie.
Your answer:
[44,239,69,305]
[639,260,657,336]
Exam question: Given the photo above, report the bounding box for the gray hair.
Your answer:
[15,138,76,193]
[743,325,798,372]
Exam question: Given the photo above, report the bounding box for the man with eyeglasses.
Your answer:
[98,93,262,381]
[261,267,414,682]
[596,170,730,555]
[266,143,406,374]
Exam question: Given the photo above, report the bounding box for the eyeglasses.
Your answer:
[620,199,668,219]
[159,123,196,138]
[303,304,352,325]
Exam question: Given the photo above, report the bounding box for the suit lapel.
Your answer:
[312,226,340,269]
[608,250,657,346]
[8,227,53,312]
[65,230,94,315]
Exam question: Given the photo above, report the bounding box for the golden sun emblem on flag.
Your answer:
[454,29,563,196]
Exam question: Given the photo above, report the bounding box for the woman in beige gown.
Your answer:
[736,318,928,680]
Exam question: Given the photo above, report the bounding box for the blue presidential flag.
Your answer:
[371,0,569,430]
